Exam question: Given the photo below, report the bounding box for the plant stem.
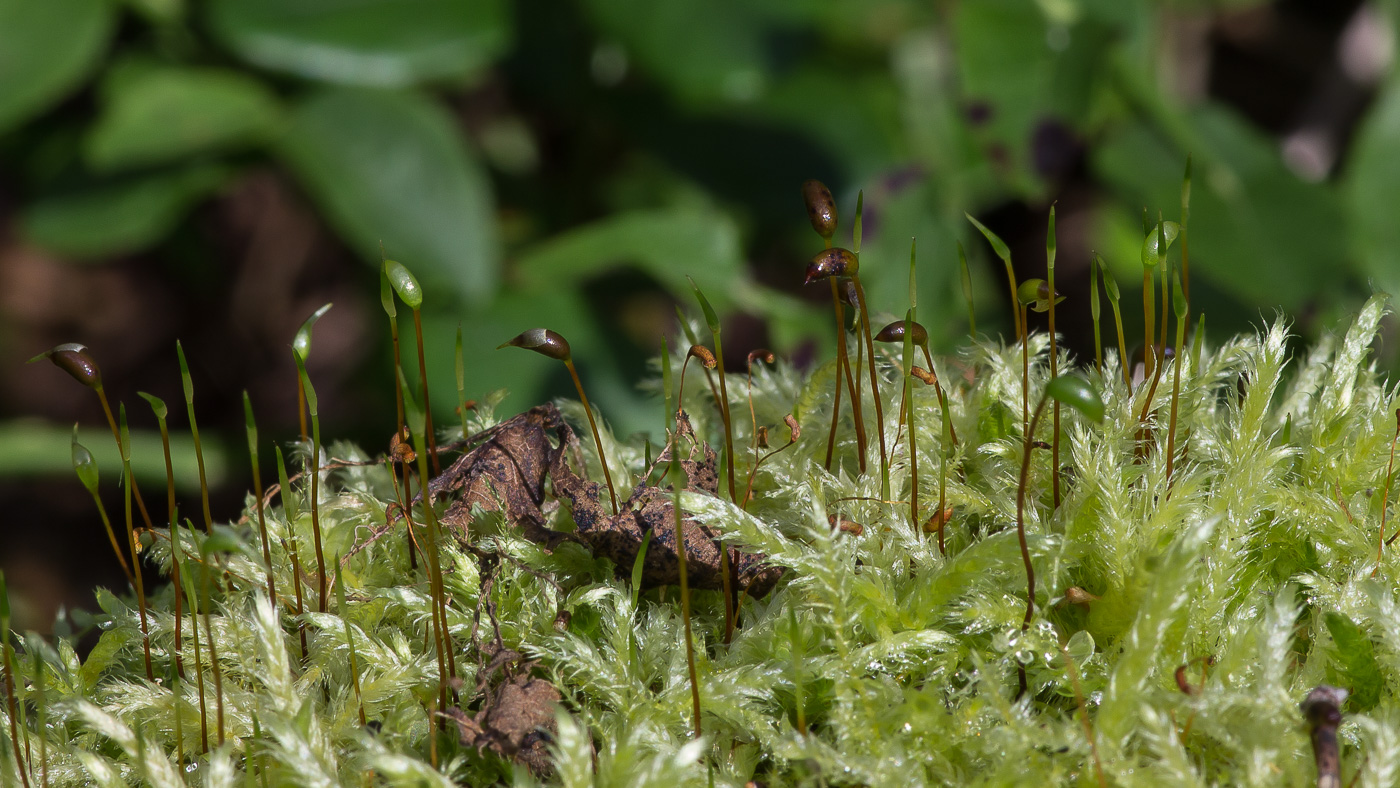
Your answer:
[386,282,415,571]
[1047,208,1060,510]
[336,562,368,726]
[662,337,701,737]
[275,447,308,662]
[455,324,469,442]
[296,376,308,442]
[118,407,153,682]
[244,393,277,605]
[564,360,619,513]
[1159,258,1170,355]
[826,280,865,472]
[408,408,454,722]
[177,531,209,753]
[95,386,156,532]
[307,391,327,613]
[411,308,441,476]
[938,391,951,557]
[1015,394,1053,697]
[707,329,739,644]
[1181,155,1192,304]
[852,274,890,501]
[903,311,918,532]
[1143,269,1156,381]
[32,647,46,788]
[744,352,766,506]
[711,333,738,507]
[202,559,225,747]
[1166,293,1188,491]
[1109,286,1129,388]
[1090,255,1103,373]
[146,406,182,674]
[673,460,702,739]
[1021,304,1030,439]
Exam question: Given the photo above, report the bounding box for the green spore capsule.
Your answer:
[384,259,422,309]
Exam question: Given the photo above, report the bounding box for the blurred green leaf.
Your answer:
[954,0,1048,186]
[1094,106,1345,309]
[207,0,511,87]
[1346,76,1400,296]
[278,87,499,303]
[582,0,768,106]
[86,66,281,172]
[0,0,114,133]
[21,165,227,259]
[122,0,184,25]
[0,420,226,492]
[759,66,903,177]
[516,208,743,310]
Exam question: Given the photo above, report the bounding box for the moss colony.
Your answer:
[8,217,1400,786]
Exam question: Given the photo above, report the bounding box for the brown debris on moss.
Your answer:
[415,403,782,598]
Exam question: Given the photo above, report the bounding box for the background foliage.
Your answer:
[1,0,1398,626]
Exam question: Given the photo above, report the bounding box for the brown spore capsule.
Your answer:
[499,328,571,361]
[1063,586,1099,608]
[687,344,717,369]
[389,426,416,464]
[747,349,775,367]
[922,505,954,533]
[804,248,858,284]
[552,610,572,632]
[911,366,939,386]
[32,343,102,389]
[827,514,864,536]
[801,180,838,240]
[874,320,929,347]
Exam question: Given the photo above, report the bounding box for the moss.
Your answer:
[8,297,1400,785]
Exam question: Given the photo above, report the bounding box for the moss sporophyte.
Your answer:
[10,176,1399,786]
